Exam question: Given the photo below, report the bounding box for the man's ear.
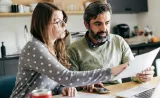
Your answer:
[84,21,89,29]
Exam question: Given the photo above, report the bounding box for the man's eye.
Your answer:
[106,22,109,25]
[95,23,101,26]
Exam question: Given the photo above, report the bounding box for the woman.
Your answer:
[10,2,128,98]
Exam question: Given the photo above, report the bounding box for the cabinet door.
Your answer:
[108,0,148,13]
[0,60,4,75]
[129,0,148,13]
[108,0,128,13]
[4,59,19,76]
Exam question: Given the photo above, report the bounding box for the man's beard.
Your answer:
[89,29,109,43]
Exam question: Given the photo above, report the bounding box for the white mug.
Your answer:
[23,6,30,13]
[18,4,24,13]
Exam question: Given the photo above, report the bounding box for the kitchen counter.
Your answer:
[0,54,19,76]
[130,41,160,50]
[0,54,19,60]
[129,41,160,55]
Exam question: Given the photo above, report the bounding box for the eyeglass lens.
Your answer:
[58,21,65,28]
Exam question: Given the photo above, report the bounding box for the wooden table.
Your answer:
[53,77,160,98]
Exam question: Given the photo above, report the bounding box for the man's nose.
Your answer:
[100,24,107,31]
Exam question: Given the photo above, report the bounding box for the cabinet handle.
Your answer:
[125,8,132,11]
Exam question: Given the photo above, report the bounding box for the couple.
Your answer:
[10,1,154,98]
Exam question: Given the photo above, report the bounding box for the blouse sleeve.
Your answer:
[21,40,112,87]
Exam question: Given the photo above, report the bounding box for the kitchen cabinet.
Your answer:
[108,0,148,13]
[4,59,19,76]
[0,57,19,76]
[0,61,4,75]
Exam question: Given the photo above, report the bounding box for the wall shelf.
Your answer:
[0,0,87,17]
[0,11,84,17]
[0,13,32,17]
[12,0,53,5]
[65,11,84,15]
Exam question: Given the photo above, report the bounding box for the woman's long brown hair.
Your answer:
[30,2,71,68]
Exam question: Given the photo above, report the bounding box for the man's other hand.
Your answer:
[136,66,155,82]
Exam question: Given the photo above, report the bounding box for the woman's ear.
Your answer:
[84,21,89,29]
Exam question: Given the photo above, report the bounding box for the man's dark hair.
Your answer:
[84,1,112,24]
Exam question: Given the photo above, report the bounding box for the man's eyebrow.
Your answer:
[106,20,110,23]
[93,21,102,24]
[95,20,110,23]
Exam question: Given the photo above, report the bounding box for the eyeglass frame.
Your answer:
[52,19,66,28]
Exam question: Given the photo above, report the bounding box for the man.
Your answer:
[67,1,154,92]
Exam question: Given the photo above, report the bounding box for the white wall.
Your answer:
[0,14,137,56]
[67,15,86,32]
[0,16,31,56]
[68,14,138,33]
[137,0,160,35]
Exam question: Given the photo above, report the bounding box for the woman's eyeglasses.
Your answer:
[52,20,66,28]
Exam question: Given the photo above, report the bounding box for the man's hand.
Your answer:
[136,66,155,82]
[62,87,77,97]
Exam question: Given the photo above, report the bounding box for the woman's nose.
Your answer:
[63,22,67,28]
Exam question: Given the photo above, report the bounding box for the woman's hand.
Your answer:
[82,82,104,92]
[62,87,77,97]
[111,62,128,75]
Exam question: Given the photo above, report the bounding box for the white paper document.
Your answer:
[54,92,116,98]
[113,47,160,80]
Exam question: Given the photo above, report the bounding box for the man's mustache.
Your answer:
[96,31,108,36]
